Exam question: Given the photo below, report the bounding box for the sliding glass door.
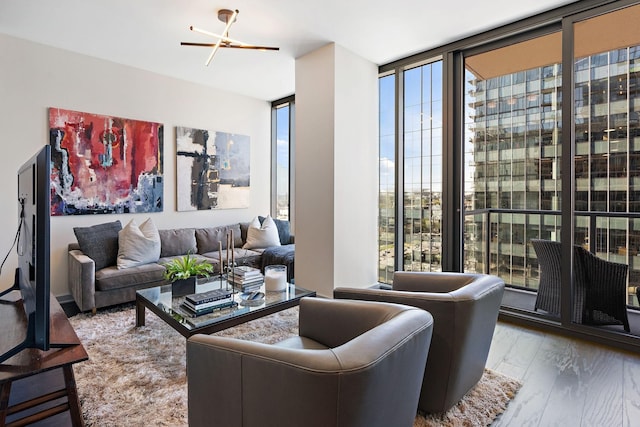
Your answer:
[572,3,640,315]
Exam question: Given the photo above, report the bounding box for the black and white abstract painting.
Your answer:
[175,127,250,211]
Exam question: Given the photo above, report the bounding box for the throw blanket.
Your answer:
[261,244,295,282]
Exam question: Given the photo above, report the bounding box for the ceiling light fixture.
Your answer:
[181,9,279,66]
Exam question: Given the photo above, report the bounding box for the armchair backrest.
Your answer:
[298,297,414,348]
[393,271,478,293]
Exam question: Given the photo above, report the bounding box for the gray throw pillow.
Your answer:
[73,220,123,270]
[195,224,242,254]
[159,228,197,257]
[258,216,291,245]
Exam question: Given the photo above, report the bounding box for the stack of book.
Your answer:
[227,266,264,291]
[182,288,235,316]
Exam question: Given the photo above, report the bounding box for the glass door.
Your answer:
[572,4,640,332]
[463,32,563,317]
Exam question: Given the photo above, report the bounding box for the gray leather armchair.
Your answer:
[334,271,505,413]
[187,297,434,427]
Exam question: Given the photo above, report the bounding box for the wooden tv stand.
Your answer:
[0,291,88,426]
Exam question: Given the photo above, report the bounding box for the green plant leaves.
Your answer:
[162,252,214,282]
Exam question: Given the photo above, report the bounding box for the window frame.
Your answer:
[271,95,295,228]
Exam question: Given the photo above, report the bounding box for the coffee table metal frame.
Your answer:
[135,278,315,338]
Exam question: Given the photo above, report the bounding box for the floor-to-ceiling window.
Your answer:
[572,3,640,310]
[378,0,640,348]
[379,74,395,283]
[378,62,444,282]
[403,62,444,273]
[463,32,563,297]
[271,97,294,222]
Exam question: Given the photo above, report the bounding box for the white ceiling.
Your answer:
[0,0,577,101]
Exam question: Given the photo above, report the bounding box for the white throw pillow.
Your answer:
[117,218,161,269]
[243,215,282,249]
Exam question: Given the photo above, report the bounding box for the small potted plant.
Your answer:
[163,253,214,296]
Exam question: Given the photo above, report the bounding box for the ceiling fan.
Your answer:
[181,9,279,66]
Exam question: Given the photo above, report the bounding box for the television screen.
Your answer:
[0,146,51,362]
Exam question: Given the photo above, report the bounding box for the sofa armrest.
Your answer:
[68,249,97,312]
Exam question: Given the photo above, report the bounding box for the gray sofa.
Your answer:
[187,297,434,427]
[68,221,294,313]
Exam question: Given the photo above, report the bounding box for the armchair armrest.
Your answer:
[68,249,96,312]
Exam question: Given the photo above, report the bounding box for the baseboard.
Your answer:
[56,294,81,317]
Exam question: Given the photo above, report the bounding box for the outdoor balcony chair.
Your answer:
[531,239,630,332]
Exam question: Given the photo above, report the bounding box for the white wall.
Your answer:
[333,44,378,289]
[295,44,336,297]
[0,34,271,297]
[295,43,378,297]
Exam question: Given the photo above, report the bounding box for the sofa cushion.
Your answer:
[195,224,242,254]
[117,218,161,269]
[201,248,262,272]
[73,221,122,270]
[259,216,291,245]
[158,254,212,266]
[243,216,281,249]
[95,262,166,292]
[159,228,197,257]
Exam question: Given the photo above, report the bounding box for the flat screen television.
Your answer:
[0,145,51,362]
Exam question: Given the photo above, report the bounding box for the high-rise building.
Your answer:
[464,46,640,307]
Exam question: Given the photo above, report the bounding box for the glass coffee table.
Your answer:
[135,277,315,338]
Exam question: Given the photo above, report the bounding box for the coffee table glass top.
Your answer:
[136,276,314,335]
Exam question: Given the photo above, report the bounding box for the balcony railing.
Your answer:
[463,207,640,308]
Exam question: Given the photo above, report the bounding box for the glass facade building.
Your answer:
[464,36,640,308]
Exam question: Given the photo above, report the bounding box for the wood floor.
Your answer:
[489,320,640,426]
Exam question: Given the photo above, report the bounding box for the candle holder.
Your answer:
[264,265,287,292]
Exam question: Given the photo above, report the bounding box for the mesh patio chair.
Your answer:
[531,239,630,332]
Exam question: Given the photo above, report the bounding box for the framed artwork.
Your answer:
[49,108,163,215]
[176,127,250,211]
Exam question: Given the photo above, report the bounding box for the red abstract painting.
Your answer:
[49,108,163,215]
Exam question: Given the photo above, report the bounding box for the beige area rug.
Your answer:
[69,305,521,427]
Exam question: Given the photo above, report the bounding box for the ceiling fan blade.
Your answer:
[189,26,247,46]
[220,44,280,51]
[181,42,279,51]
[181,42,221,47]
[203,9,237,66]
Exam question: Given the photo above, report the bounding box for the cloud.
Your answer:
[379,157,395,191]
